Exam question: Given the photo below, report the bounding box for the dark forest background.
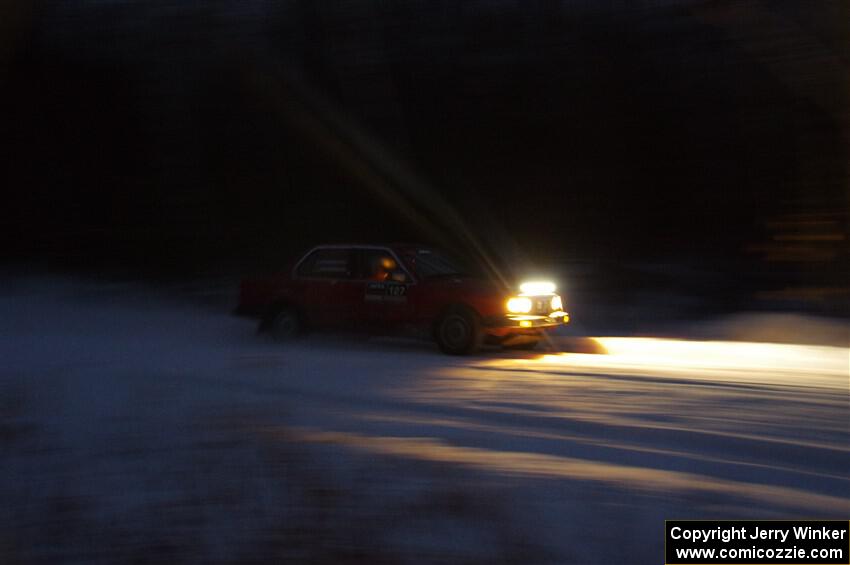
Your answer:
[2,1,847,316]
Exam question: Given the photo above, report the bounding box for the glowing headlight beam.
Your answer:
[506,296,533,313]
[519,281,556,295]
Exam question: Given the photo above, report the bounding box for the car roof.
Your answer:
[307,243,434,252]
[306,243,394,252]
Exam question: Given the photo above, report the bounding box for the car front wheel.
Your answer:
[435,307,482,355]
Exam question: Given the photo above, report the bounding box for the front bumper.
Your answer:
[483,311,570,331]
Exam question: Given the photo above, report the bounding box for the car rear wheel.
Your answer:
[435,307,482,355]
[267,307,301,341]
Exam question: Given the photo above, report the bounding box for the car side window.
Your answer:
[295,248,354,279]
[359,249,408,282]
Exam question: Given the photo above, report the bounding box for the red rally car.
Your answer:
[237,244,569,354]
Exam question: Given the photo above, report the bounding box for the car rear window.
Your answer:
[295,248,354,279]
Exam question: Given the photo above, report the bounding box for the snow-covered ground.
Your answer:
[1,277,848,563]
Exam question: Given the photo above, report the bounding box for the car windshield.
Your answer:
[413,248,474,279]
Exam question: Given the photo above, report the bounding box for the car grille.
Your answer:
[531,296,551,315]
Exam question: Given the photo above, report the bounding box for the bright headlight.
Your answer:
[506,296,533,313]
[550,295,562,311]
[519,281,556,295]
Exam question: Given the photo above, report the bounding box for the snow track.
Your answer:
[2,278,847,563]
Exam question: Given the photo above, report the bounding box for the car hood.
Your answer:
[422,275,509,295]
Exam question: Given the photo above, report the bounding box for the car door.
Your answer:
[357,248,414,329]
[294,247,361,329]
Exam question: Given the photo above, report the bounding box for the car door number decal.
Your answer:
[365,282,407,302]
